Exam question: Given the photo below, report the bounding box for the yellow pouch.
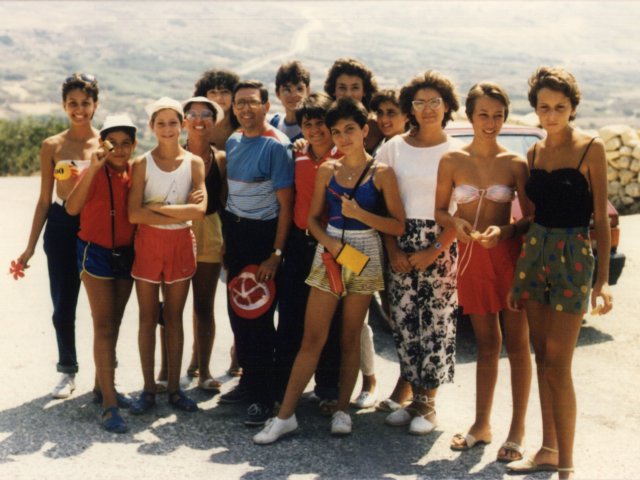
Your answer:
[335,243,370,276]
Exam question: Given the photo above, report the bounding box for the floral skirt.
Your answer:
[387,219,458,390]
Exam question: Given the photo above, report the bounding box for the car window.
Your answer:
[451,134,540,157]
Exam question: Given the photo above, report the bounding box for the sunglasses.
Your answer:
[64,73,97,85]
[185,110,215,121]
[412,97,443,112]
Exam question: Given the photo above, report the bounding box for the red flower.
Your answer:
[9,260,25,280]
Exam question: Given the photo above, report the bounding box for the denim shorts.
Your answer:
[77,239,132,280]
[510,223,594,314]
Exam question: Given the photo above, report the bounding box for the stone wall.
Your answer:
[600,125,640,214]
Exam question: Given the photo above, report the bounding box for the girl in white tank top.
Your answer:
[127,97,207,416]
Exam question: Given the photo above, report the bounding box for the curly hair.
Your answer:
[370,88,401,112]
[528,66,581,121]
[465,82,510,122]
[399,71,459,129]
[193,69,239,96]
[323,58,378,110]
[193,69,239,128]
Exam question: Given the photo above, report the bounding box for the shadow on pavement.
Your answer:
[0,385,516,478]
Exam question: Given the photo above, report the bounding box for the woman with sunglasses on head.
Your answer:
[376,71,460,436]
[253,97,405,443]
[127,97,207,415]
[17,73,100,399]
[506,67,612,480]
[435,83,533,462]
[65,115,138,433]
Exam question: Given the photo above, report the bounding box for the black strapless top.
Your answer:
[525,138,595,228]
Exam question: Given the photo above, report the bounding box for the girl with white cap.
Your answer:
[127,97,207,415]
[66,114,138,432]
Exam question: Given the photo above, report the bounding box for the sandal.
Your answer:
[130,391,156,415]
[408,395,438,436]
[226,366,243,377]
[101,406,128,433]
[198,378,222,392]
[168,390,198,412]
[506,445,558,473]
[93,389,133,409]
[497,441,525,463]
[450,432,491,451]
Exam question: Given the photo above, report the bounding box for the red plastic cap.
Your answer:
[228,264,276,319]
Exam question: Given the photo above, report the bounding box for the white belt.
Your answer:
[53,197,65,206]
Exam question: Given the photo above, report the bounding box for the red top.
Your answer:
[79,164,135,248]
[294,145,342,230]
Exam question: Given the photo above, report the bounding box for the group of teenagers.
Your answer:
[17,58,613,479]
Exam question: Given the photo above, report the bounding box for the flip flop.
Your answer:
[198,378,222,392]
[497,441,525,463]
[450,432,491,451]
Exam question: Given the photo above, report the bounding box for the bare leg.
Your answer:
[162,279,191,393]
[525,301,560,468]
[189,262,221,381]
[387,376,412,404]
[337,294,373,412]
[278,288,340,420]
[545,309,582,478]
[135,280,161,392]
[449,313,500,448]
[83,275,133,409]
[499,309,532,460]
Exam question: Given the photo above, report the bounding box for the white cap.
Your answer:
[100,114,137,137]
[183,96,224,125]
[145,97,183,120]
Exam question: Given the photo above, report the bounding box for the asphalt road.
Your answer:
[1,176,638,480]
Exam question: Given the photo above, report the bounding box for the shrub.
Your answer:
[0,116,67,176]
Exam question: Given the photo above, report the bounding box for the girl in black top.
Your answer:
[507,67,612,480]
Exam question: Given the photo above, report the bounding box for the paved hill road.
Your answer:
[0,176,639,479]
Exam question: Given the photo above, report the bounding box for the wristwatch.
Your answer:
[273,248,283,257]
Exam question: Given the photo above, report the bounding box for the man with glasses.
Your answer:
[220,80,293,427]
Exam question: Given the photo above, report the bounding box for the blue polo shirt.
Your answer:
[225,127,293,220]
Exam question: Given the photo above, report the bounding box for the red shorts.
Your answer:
[457,237,521,315]
[131,225,197,284]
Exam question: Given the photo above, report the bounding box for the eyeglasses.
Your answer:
[64,73,97,85]
[412,97,443,112]
[185,110,215,121]
[234,99,263,110]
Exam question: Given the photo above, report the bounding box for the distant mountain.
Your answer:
[1,0,639,141]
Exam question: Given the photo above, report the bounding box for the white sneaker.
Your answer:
[409,414,437,435]
[352,389,377,409]
[385,407,412,426]
[253,415,298,445]
[51,374,76,399]
[330,410,352,436]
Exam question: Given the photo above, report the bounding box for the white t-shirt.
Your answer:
[376,135,459,220]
